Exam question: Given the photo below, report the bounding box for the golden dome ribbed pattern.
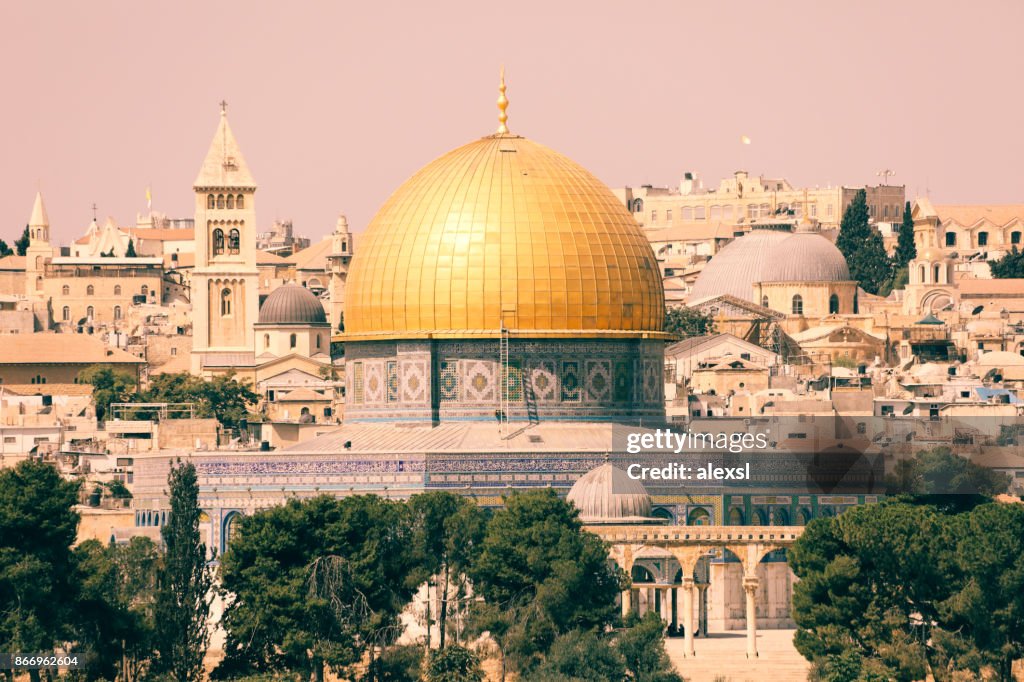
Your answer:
[345,134,664,338]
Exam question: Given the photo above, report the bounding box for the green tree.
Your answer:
[14,225,30,256]
[125,238,138,257]
[0,239,12,257]
[217,495,419,682]
[894,201,917,269]
[663,306,714,338]
[836,189,892,294]
[153,460,213,682]
[615,612,683,682]
[424,644,484,682]
[365,644,423,682]
[0,461,81,682]
[886,446,1010,513]
[408,492,487,649]
[468,489,626,677]
[988,246,1024,278]
[535,629,627,682]
[77,365,137,422]
[142,371,258,429]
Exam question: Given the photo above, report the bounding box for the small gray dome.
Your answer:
[689,229,790,302]
[567,463,652,524]
[759,233,850,283]
[258,284,328,325]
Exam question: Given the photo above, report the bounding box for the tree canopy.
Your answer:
[664,306,714,339]
[0,239,12,257]
[77,365,137,422]
[140,371,258,428]
[14,225,30,256]
[836,190,892,294]
[893,200,916,269]
[988,246,1024,279]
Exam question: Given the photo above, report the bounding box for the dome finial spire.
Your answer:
[496,66,509,134]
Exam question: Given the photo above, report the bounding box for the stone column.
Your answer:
[697,583,709,637]
[621,589,631,619]
[743,576,759,658]
[647,587,655,617]
[682,578,696,657]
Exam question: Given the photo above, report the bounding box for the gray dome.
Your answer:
[759,233,850,283]
[567,463,652,524]
[258,284,328,325]
[690,229,850,304]
[689,229,790,302]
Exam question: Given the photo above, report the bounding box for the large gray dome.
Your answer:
[567,463,653,524]
[689,229,850,304]
[258,283,328,325]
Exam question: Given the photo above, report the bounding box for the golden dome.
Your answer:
[344,134,665,339]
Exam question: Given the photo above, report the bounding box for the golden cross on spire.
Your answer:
[496,66,509,135]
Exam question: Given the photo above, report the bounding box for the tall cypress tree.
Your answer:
[894,200,917,268]
[14,225,30,256]
[154,460,212,682]
[836,189,892,295]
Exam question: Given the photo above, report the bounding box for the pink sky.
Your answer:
[2,0,1022,246]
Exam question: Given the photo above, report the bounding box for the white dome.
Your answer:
[690,229,851,304]
[567,463,652,523]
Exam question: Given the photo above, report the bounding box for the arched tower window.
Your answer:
[207,194,215,209]
[228,229,240,255]
[114,306,122,320]
[62,306,69,321]
[114,285,121,296]
[632,198,643,213]
[86,285,95,296]
[289,333,297,349]
[35,276,42,291]
[934,265,942,283]
[236,194,244,209]
[791,295,803,315]
[216,194,225,209]
[945,232,957,247]
[919,264,927,283]
[86,306,94,318]
[263,333,270,349]
[213,228,225,256]
[226,194,235,210]
[61,285,69,296]
[316,334,321,349]
[221,288,232,316]
[687,507,710,526]
[829,294,839,314]
[761,295,769,308]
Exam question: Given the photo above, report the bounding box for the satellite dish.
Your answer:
[971,305,984,315]
[902,404,915,415]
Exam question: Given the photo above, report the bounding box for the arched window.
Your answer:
[221,288,232,316]
[216,194,225,209]
[86,285,95,296]
[62,285,69,295]
[213,228,225,256]
[114,305,122,320]
[141,285,148,296]
[829,294,840,314]
[632,198,643,213]
[62,306,69,321]
[687,507,710,526]
[289,333,297,349]
[772,507,789,526]
[934,265,942,283]
[35,276,43,291]
[207,194,215,209]
[114,285,121,296]
[86,305,94,318]
[263,333,270,349]
[35,256,42,269]
[919,264,927,283]
[761,295,769,308]
[228,228,240,255]
[1012,231,1022,245]
[316,334,321,349]
[853,294,859,314]
[977,231,988,247]
[791,294,803,315]
[236,194,244,209]
[728,507,744,525]
[226,194,235,209]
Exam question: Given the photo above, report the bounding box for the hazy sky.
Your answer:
[2,0,1022,246]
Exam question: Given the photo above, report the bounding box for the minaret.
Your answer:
[25,191,52,303]
[190,103,260,375]
[327,214,352,332]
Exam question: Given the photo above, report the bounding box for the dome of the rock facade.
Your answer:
[344,134,665,339]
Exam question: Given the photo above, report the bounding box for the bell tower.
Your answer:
[327,213,352,332]
[191,103,259,374]
[25,191,52,305]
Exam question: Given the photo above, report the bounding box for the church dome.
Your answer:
[759,233,850,282]
[344,134,665,339]
[567,462,653,523]
[258,283,328,325]
[690,229,850,304]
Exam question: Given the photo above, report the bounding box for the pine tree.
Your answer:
[14,225,30,256]
[0,239,12,257]
[836,189,892,295]
[125,238,137,257]
[894,200,916,268]
[153,460,212,682]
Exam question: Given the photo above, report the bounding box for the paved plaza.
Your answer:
[666,629,810,682]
